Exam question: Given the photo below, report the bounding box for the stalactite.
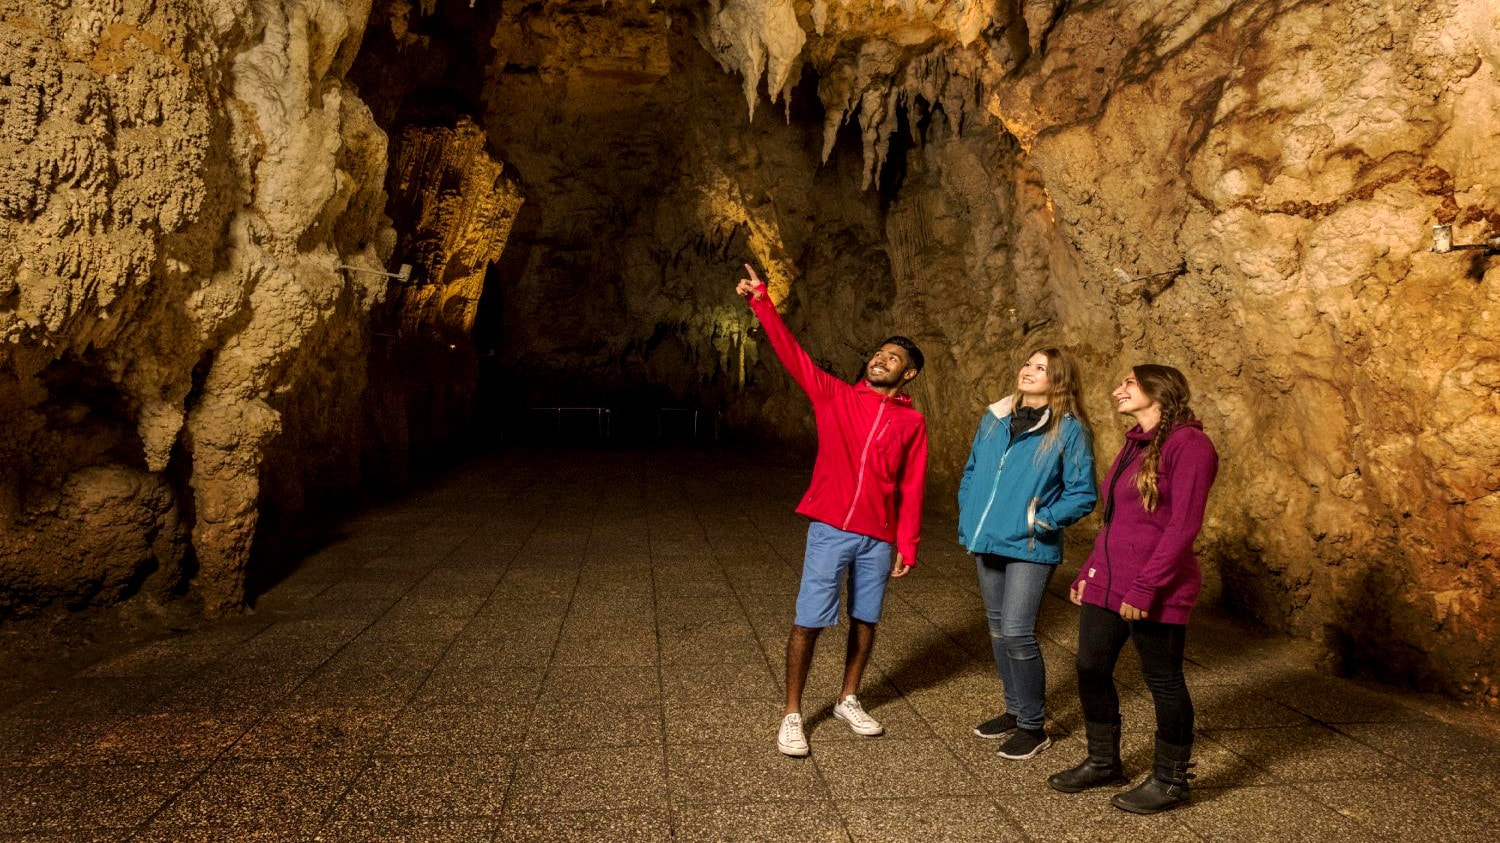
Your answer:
[694,0,806,120]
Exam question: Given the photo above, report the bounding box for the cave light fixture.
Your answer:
[1430,225,1500,255]
[336,262,414,284]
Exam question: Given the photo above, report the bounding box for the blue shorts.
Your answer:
[794,521,894,628]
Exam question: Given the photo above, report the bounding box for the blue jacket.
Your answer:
[957,396,1098,563]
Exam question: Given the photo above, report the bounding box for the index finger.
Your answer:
[744,264,762,285]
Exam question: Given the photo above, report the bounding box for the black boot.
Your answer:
[1047,721,1128,793]
[1111,737,1194,814]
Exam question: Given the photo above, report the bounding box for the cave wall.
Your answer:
[0,0,396,617]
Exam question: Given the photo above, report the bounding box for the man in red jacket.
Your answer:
[736,265,929,758]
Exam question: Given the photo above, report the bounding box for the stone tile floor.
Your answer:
[2,447,1498,841]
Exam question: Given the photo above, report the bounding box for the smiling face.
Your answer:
[1016,352,1053,399]
[1112,371,1158,416]
[866,343,918,388]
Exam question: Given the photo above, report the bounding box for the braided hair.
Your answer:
[1131,364,1194,512]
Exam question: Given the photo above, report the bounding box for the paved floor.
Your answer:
[2,448,1499,842]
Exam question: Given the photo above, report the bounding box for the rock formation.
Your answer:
[0,0,393,616]
[2,0,1497,703]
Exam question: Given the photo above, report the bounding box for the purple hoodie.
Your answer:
[1074,420,1219,625]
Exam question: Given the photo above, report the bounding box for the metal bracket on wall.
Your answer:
[1430,225,1500,255]
[337,263,414,283]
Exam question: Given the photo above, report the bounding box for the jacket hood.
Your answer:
[988,395,1051,433]
[1125,417,1205,442]
[856,379,915,407]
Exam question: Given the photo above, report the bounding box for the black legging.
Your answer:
[1076,603,1194,745]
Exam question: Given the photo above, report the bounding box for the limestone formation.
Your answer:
[2,0,1497,704]
[0,0,394,615]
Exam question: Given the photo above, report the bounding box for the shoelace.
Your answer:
[781,715,804,740]
[840,698,875,726]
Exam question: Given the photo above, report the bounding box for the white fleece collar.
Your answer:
[988,395,1051,433]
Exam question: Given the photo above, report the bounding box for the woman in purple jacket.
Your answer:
[1047,365,1219,814]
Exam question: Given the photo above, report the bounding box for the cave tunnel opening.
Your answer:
[345,0,905,453]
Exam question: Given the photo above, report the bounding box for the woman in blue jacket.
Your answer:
[959,347,1097,760]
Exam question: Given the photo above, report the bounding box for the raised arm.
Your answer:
[738,264,837,401]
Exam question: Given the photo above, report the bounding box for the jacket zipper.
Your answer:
[972,411,1049,549]
[1099,440,1140,607]
[970,450,1009,540]
[842,398,888,531]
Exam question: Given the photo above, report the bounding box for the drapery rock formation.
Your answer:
[363,119,522,479]
[2,0,394,617]
[2,0,1497,704]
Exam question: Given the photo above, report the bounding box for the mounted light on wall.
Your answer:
[1430,225,1500,255]
[337,263,414,284]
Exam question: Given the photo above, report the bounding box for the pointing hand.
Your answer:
[736,264,766,301]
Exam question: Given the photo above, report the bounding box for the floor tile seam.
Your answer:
[0,824,136,838]
[375,576,499,737]
[357,747,527,759]
[1186,725,1409,784]
[993,788,1206,843]
[903,701,1046,822]
[1197,722,1391,734]
[869,794,1151,843]
[664,793,852,809]
[689,492,858,839]
[0,757,199,836]
[109,739,268,841]
[318,804,513,823]
[123,756,381,838]
[499,506,588,818]
[1279,777,1478,834]
[647,491,685,842]
[184,547,461,831]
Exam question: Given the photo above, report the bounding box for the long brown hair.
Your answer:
[1132,364,1195,512]
[1012,347,1092,457]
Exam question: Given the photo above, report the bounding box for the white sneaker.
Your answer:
[777,713,810,757]
[832,694,885,736]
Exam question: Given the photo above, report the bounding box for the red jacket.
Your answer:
[747,286,929,564]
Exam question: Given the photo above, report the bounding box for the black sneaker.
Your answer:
[997,727,1052,760]
[973,712,1018,739]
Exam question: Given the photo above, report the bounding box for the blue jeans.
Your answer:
[975,553,1055,730]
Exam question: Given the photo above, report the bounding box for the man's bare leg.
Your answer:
[840,619,877,700]
[785,625,821,715]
